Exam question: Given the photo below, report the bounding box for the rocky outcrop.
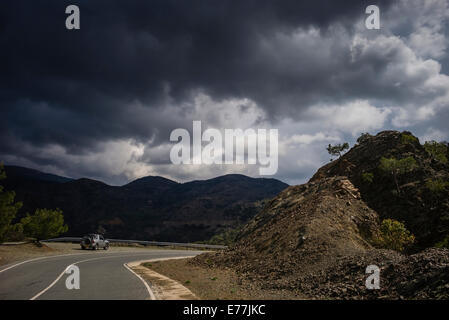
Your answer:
[193,130,449,299]
[311,130,449,247]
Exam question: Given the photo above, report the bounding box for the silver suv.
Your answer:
[80,234,110,250]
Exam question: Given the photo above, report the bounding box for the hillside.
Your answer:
[194,130,449,299]
[311,131,449,247]
[2,166,288,242]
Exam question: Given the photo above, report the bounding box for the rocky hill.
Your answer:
[311,131,449,247]
[194,130,449,299]
[3,166,288,242]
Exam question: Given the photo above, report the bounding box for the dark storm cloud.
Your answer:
[0,0,392,154]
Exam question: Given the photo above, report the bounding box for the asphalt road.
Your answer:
[0,248,202,300]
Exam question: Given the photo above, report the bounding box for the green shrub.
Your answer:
[435,235,449,249]
[424,141,448,164]
[426,179,449,194]
[207,226,242,246]
[401,133,419,145]
[374,219,415,252]
[361,172,374,184]
[4,223,25,242]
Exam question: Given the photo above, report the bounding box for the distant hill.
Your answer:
[4,165,73,184]
[2,165,288,242]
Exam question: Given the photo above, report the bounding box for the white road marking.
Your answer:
[0,249,183,274]
[30,255,116,300]
[0,253,83,274]
[123,263,156,300]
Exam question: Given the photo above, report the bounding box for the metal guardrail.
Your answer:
[42,237,227,250]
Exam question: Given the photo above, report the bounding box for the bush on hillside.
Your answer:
[426,178,449,194]
[424,141,448,164]
[361,172,374,184]
[401,133,419,145]
[374,219,415,252]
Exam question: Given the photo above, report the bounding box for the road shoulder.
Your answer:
[139,257,304,299]
[127,258,197,300]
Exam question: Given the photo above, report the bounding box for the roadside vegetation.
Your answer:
[0,163,68,244]
[0,164,23,243]
[205,226,242,246]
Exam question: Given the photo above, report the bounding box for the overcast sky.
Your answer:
[1,0,449,185]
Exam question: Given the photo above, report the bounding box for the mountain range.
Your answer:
[2,165,288,242]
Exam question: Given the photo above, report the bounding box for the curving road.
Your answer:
[0,248,202,300]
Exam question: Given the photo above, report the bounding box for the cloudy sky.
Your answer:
[1,0,449,185]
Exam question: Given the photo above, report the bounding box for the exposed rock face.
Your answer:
[194,130,449,299]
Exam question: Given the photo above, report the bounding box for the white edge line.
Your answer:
[124,263,156,300]
[124,256,197,301]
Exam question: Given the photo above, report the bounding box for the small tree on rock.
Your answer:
[326,142,349,160]
[379,156,417,194]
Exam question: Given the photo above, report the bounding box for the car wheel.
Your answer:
[81,246,85,250]
[104,244,109,250]
[95,244,99,250]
